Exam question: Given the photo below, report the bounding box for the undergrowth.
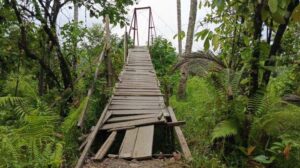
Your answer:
[170,77,226,168]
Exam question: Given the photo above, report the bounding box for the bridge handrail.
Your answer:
[75,16,129,168]
[77,15,112,128]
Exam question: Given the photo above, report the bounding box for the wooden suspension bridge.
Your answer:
[75,7,191,168]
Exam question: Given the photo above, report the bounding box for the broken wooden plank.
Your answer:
[78,134,89,141]
[106,114,158,123]
[132,125,154,159]
[166,121,186,126]
[167,107,192,161]
[108,105,163,110]
[101,118,165,130]
[108,125,136,132]
[107,154,118,158]
[93,131,117,160]
[110,109,163,116]
[75,96,113,168]
[79,138,88,151]
[119,128,139,158]
[103,111,112,123]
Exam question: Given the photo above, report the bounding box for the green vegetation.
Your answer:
[150,34,300,167]
[1,0,300,167]
[151,0,300,167]
[150,37,179,105]
[0,0,134,167]
[0,23,126,167]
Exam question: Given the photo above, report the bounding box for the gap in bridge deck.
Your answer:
[77,46,191,168]
[152,124,175,154]
[92,126,175,159]
[93,131,125,155]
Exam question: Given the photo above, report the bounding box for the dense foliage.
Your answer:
[0,0,133,167]
[169,0,300,167]
[1,0,300,167]
[150,37,179,105]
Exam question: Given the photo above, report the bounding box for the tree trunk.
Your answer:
[178,0,197,99]
[10,0,61,89]
[105,15,113,87]
[249,1,264,97]
[244,0,264,146]
[39,8,51,95]
[38,40,46,96]
[177,0,182,57]
[36,0,73,90]
[42,22,73,90]
[0,57,6,76]
[73,0,79,75]
[262,0,299,87]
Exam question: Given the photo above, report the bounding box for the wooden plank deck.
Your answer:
[95,47,168,159]
[77,47,191,166]
[119,128,139,158]
[132,125,154,159]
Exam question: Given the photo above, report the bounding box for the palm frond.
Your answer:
[258,105,300,137]
[0,96,24,107]
[211,119,239,142]
[62,97,88,133]
[51,143,64,168]
[248,89,265,115]
[173,51,226,73]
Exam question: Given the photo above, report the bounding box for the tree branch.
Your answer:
[10,0,61,89]
[261,0,300,86]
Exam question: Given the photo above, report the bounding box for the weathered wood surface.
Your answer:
[75,96,113,168]
[78,47,191,166]
[167,107,192,161]
[111,101,164,105]
[93,131,117,160]
[101,117,165,130]
[112,96,164,100]
[96,47,168,160]
[132,125,154,159]
[119,128,139,158]
[110,109,166,116]
[109,105,163,110]
[107,114,158,123]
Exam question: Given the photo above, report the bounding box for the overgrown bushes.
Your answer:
[150,35,300,167]
[0,23,125,167]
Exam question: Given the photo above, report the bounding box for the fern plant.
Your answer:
[211,119,239,142]
[0,77,64,168]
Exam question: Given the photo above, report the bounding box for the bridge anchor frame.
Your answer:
[129,6,157,47]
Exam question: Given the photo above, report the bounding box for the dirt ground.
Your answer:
[84,158,190,168]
